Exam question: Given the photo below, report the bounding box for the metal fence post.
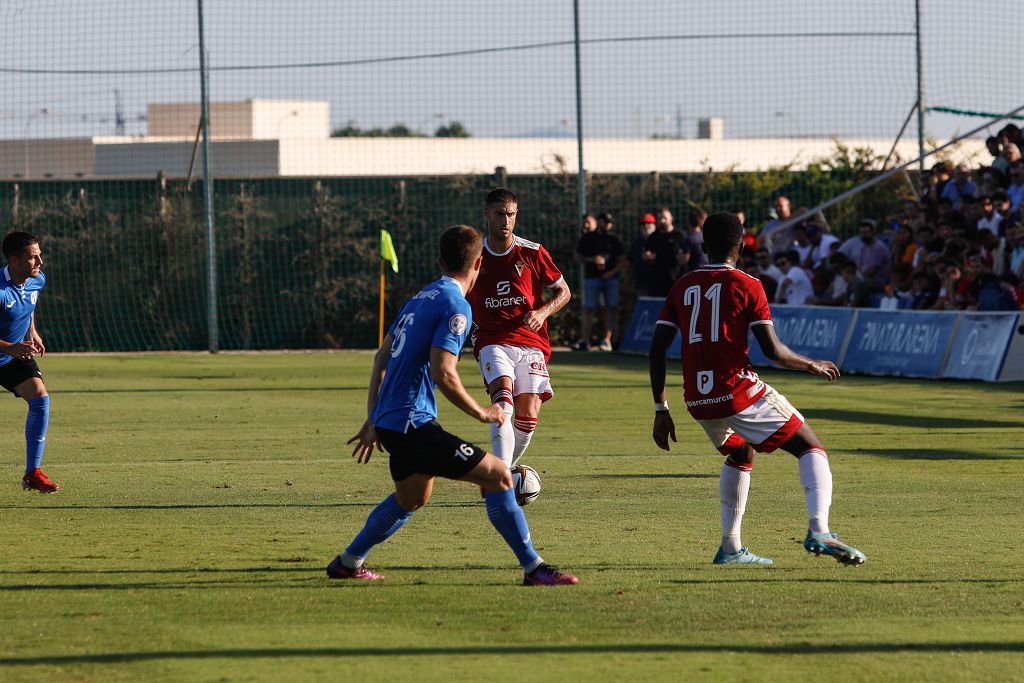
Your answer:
[197,0,219,352]
[915,0,925,173]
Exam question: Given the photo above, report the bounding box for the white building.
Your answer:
[0,100,987,179]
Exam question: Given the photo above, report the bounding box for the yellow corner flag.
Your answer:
[380,229,399,273]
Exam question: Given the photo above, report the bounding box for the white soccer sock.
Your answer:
[798,448,832,534]
[720,458,751,554]
[490,389,515,468]
[512,416,537,467]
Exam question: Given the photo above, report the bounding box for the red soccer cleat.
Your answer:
[22,468,60,493]
[523,563,579,586]
[326,556,384,580]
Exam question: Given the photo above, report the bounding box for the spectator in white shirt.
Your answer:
[773,250,815,304]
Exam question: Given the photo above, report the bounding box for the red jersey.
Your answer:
[657,264,772,420]
[468,235,564,359]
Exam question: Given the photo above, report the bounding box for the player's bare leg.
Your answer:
[782,425,866,566]
[486,377,515,468]
[713,443,772,565]
[511,392,542,467]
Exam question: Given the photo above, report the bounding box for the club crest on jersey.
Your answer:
[29,292,38,304]
[449,314,468,336]
[514,259,525,276]
[697,370,714,395]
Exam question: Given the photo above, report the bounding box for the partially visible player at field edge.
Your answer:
[0,232,58,493]
[329,225,578,586]
[468,188,571,470]
[648,212,865,566]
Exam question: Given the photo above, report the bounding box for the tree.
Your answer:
[331,121,425,137]
[435,121,471,138]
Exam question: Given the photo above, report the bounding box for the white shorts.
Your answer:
[477,344,554,402]
[698,385,804,454]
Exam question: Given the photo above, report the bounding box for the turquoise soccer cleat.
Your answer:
[804,530,867,566]
[713,547,774,565]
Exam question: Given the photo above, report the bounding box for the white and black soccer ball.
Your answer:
[511,464,541,506]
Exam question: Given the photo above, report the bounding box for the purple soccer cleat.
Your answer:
[326,556,384,580]
[523,563,579,586]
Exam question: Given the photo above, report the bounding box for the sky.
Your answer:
[1,0,1019,144]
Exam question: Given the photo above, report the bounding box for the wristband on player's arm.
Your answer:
[654,401,670,412]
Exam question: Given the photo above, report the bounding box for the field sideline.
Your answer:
[1,351,1022,682]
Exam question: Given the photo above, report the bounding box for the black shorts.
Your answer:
[0,357,43,396]
[376,421,487,482]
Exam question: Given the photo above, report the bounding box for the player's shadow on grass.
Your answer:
[588,473,716,479]
[3,641,1023,666]
[0,501,480,511]
[803,408,1022,430]
[847,448,1024,461]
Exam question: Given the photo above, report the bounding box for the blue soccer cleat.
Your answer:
[804,530,867,566]
[713,547,774,565]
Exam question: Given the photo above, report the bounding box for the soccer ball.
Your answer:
[511,464,541,506]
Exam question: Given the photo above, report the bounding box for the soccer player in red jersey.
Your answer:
[648,212,866,566]
[467,188,571,470]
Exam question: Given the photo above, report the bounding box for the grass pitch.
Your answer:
[1,351,1022,682]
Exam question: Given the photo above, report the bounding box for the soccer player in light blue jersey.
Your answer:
[327,225,578,586]
[1,232,59,493]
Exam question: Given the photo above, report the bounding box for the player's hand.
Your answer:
[808,359,840,382]
[30,332,45,356]
[6,341,36,361]
[521,309,547,332]
[652,411,677,451]
[478,403,506,426]
[346,419,382,463]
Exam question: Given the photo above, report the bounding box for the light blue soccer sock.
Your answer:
[25,396,50,473]
[485,488,543,572]
[342,493,413,567]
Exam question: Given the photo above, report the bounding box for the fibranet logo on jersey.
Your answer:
[484,294,528,309]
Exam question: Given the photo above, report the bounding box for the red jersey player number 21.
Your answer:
[648,212,866,568]
[467,188,572,472]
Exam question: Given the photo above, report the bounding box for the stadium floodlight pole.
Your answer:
[573,0,586,296]
[915,0,925,173]
[197,0,219,353]
[766,101,1024,237]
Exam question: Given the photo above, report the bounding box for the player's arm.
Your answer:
[522,279,571,332]
[751,324,839,381]
[346,336,391,463]
[28,314,45,355]
[648,322,678,451]
[429,346,505,425]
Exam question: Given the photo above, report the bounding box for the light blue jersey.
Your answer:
[371,276,472,432]
[0,266,45,367]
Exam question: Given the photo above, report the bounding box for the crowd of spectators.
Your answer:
[739,123,1024,312]
[575,126,1024,348]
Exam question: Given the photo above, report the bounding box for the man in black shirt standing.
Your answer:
[643,207,691,298]
[575,212,626,350]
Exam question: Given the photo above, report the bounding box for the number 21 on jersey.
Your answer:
[683,283,721,344]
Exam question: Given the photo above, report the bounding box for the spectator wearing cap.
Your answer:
[629,213,657,296]
[735,209,757,252]
[574,212,626,351]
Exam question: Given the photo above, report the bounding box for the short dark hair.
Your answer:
[701,212,744,255]
[2,231,39,260]
[596,212,613,223]
[486,188,518,207]
[439,225,483,273]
